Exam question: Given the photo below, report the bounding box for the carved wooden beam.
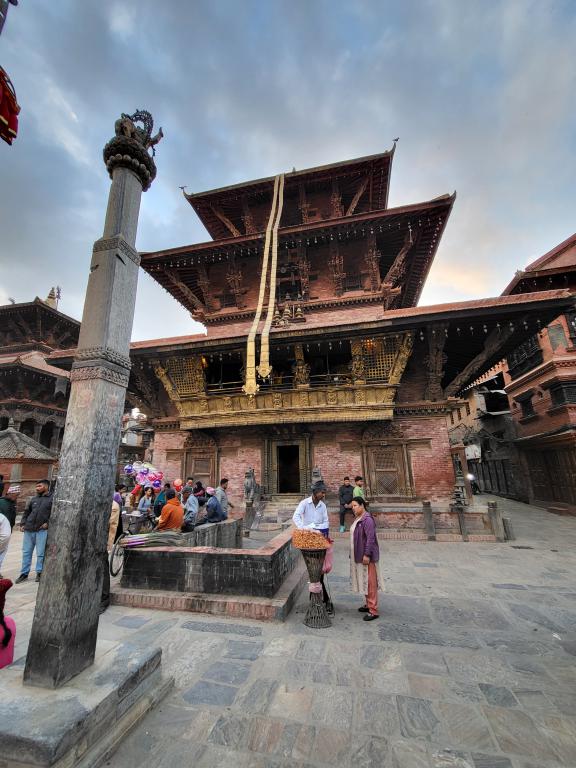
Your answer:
[298,183,310,223]
[444,323,517,397]
[210,205,241,238]
[130,363,160,413]
[383,230,412,287]
[346,177,369,216]
[241,198,257,235]
[424,323,449,401]
[162,267,206,319]
[388,332,414,385]
[329,240,345,296]
[15,312,34,340]
[330,179,344,218]
[151,359,182,409]
[196,263,217,312]
[226,257,245,308]
[364,233,381,292]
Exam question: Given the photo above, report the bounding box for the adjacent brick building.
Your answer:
[501,233,576,512]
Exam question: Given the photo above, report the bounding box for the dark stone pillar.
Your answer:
[487,500,505,542]
[422,500,436,541]
[24,111,162,688]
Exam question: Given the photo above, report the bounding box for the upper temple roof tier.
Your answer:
[141,193,455,323]
[184,150,395,241]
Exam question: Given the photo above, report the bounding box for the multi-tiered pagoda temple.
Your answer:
[104,150,572,506]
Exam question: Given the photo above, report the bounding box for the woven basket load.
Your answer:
[292,529,330,550]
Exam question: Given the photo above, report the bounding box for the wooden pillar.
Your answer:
[24,111,162,688]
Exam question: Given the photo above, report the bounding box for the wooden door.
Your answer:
[184,452,215,489]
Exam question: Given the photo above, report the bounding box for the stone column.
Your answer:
[24,111,162,688]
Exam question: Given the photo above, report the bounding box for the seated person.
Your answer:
[181,486,199,532]
[156,489,184,531]
[193,480,207,506]
[196,487,225,524]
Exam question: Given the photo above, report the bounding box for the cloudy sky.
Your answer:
[1,1,574,341]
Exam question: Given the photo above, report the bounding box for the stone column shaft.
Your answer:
[24,112,161,688]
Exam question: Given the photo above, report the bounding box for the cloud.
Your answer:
[0,0,574,342]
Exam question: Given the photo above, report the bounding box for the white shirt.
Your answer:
[0,512,10,539]
[292,496,328,530]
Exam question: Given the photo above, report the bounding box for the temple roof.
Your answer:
[184,150,395,240]
[0,297,79,327]
[502,232,576,295]
[141,194,455,318]
[0,425,57,461]
[0,350,70,378]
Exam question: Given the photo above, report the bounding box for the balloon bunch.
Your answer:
[123,461,164,488]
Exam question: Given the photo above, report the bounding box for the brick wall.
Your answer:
[403,416,454,502]
[311,424,364,492]
[152,431,187,481]
[218,433,262,511]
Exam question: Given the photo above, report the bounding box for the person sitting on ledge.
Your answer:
[181,486,199,532]
[156,489,184,531]
[196,487,225,525]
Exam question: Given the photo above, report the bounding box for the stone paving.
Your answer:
[2,496,576,767]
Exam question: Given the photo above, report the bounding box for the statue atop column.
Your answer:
[104,110,163,189]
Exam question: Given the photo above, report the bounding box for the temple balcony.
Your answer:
[177,381,397,430]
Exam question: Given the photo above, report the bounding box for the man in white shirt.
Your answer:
[292,481,328,530]
[292,481,333,615]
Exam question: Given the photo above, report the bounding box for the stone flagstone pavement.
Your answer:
[2,495,576,767]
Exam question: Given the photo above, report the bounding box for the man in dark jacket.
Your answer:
[338,476,354,533]
[0,484,18,529]
[15,479,53,584]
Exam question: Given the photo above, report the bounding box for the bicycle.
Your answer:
[109,511,155,577]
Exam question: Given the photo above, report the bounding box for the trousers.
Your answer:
[21,529,48,575]
[366,562,379,616]
[0,533,10,570]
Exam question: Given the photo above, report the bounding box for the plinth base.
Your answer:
[0,643,173,768]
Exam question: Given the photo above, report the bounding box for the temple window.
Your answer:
[550,382,576,407]
[519,396,535,418]
[507,335,543,380]
[205,353,243,393]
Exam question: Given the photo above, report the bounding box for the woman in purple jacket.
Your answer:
[350,496,384,621]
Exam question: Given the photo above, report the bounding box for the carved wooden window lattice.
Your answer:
[362,337,399,381]
[165,357,203,397]
[367,445,410,497]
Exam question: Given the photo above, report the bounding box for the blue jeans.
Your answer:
[21,530,48,575]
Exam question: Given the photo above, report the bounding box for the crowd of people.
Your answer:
[0,470,380,666]
[113,476,235,537]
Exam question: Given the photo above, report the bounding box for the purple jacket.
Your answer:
[353,514,380,563]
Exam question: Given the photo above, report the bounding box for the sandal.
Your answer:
[363,614,379,622]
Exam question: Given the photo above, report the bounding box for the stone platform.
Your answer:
[0,642,173,768]
[112,559,307,621]
[120,527,299,598]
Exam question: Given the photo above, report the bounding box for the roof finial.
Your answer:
[45,286,57,309]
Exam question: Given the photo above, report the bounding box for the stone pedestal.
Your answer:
[1,642,173,768]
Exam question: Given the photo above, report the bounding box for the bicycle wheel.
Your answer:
[109,538,125,577]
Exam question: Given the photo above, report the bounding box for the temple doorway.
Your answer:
[277,445,300,493]
[263,433,311,495]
